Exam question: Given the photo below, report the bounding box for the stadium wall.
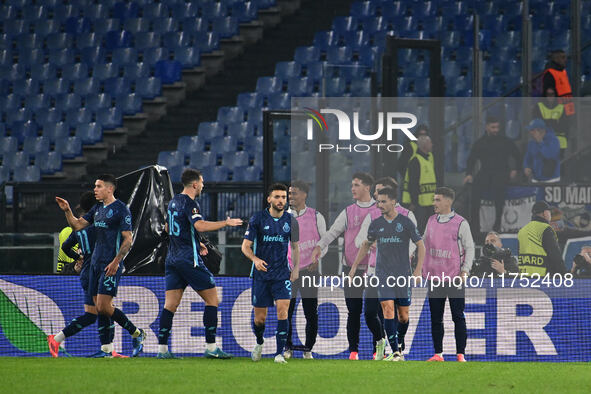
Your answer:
[1,275,590,361]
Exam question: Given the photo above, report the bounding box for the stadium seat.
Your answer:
[135,32,162,51]
[222,151,249,168]
[350,77,372,96]
[94,18,122,36]
[48,48,74,68]
[62,63,90,82]
[227,122,251,140]
[92,63,120,80]
[231,2,258,23]
[171,2,198,19]
[193,32,220,53]
[54,136,82,159]
[313,31,337,53]
[157,150,184,168]
[0,94,22,113]
[42,121,70,145]
[332,16,358,34]
[66,108,93,128]
[151,17,179,34]
[232,165,261,182]
[124,17,150,34]
[237,92,264,110]
[177,135,205,157]
[65,17,92,35]
[173,47,201,68]
[111,48,139,67]
[325,77,346,97]
[105,30,134,51]
[198,122,223,141]
[154,59,182,84]
[256,77,282,96]
[142,47,170,66]
[134,77,162,99]
[162,32,191,49]
[275,61,302,80]
[103,77,131,96]
[85,93,112,112]
[73,78,99,96]
[36,151,62,174]
[268,92,291,109]
[46,33,73,51]
[142,3,169,19]
[81,47,106,65]
[326,46,353,64]
[97,107,123,129]
[201,2,226,19]
[179,17,207,35]
[22,136,50,156]
[75,122,103,144]
[113,1,139,20]
[13,165,40,182]
[123,62,151,79]
[10,120,39,143]
[217,106,245,127]
[189,151,216,168]
[30,64,56,82]
[1,137,18,154]
[6,107,31,125]
[294,46,320,65]
[287,77,313,96]
[212,17,239,39]
[210,136,237,154]
[117,93,143,115]
[24,94,50,112]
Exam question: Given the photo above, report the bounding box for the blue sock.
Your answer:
[275,319,288,356]
[203,306,217,345]
[158,308,174,345]
[108,318,115,344]
[253,323,265,345]
[62,312,97,338]
[97,314,111,345]
[111,308,137,336]
[397,320,409,351]
[384,318,398,352]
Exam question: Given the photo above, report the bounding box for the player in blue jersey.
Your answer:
[49,191,128,358]
[56,174,146,358]
[350,186,425,362]
[156,169,243,359]
[241,183,300,364]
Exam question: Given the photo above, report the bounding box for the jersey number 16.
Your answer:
[168,210,180,236]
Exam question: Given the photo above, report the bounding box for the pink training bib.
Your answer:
[422,213,465,279]
[344,203,381,268]
[288,208,321,269]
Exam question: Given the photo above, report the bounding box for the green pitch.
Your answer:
[1,357,590,393]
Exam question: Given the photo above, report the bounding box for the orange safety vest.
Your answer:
[545,68,575,115]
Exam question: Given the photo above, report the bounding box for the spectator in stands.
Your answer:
[532,87,570,158]
[570,246,591,278]
[470,231,519,277]
[523,118,561,183]
[464,116,521,235]
[398,124,429,178]
[518,201,566,275]
[401,135,436,233]
[543,49,574,117]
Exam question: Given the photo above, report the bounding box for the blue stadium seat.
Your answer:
[0,94,22,113]
[275,61,301,80]
[0,50,13,68]
[23,136,50,156]
[222,151,249,168]
[325,77,346,97]
[154,59,182,84]
[36,151,62,174]
[350,77,372,96]
[5,150,29,169]
[326,47,352,65]
[551,30,571,50]
[30,64,56,81]
[151,17,179,34]
[73,78,99,96]
[193,32,220,53]
[209,166,230,182]
[227,122,251,140]
[123,62,151,79]
[64,17,91,35]
[80,47,106,65]
[231,2,258,23]
[162,32,191,49]
[357,46,379,69]
[232,165,261,182]
[36,108,63,125]
[113,1,139,20]
[172,2,199,19]
[1,137,18,154]
[142,47,170,66]
[350,1,375,17]
[54,93,80,113]
[294,46,320,65]
[212,17,239,39]
[97,107,123,129]
[303,61,324,82]
[413,78,430,96]
[103,77,131,96]
[332,16,358,34]
[16,33,44,50]
[0,5,20,21]
[287,77,312,96]
[201,2,227,19]
[173,47,201,68]
[180,17,207,34]
[134,76,161,99]
[313,31,337,53]
[142,4,169,19]
[217,106,245,126]
[17,49,45,67]
[85,93,112,112]
[345,30,370,51]
[75,122,103,144]
[237,92,264,110]
[135,32,162,51]
[48,48,74,68]
[54,136,82,158]
[198,122,223,141]
[6,107,31,124]
[13,165,41,182]
[94,19,122,36]
[177,135,205,157]
[117,93,143,115]
[189,151,215,168]
[62,63,89,82]
[105,31,133,51]
[0,124,5,138]
[124,17,150,34]
[46,33,73,51]
[75,31,99,50]
[86,4,109,19]
[92,63,120,80]
[157,150,184,168]
[268,92,290,109]
[10,120,39,143]
[25,94,50,112]
[256,77,282,96]
[66,108,93,127]
[12,79,39,96]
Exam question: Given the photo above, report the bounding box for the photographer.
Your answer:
[471,232,519,277]
[570,246,591,278]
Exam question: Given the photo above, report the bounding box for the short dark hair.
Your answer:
[352,172,374,186]
[377,187,397,201]
[290,180,309,194]
[181,168,202,187]
[416,124,429,135]
[485,115,500,125]
[268,182,288,196]
[79,191,96,213]
[435,186,455,201]
[375,176,398,188]
[97,174,117,189]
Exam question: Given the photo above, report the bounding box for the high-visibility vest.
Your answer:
[57,227,77,273]
[537,102,567,149]
[545,68,575,115]
[402,152,436,207]
[517,220,553,276]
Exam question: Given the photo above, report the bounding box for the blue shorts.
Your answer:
[79,265,94,306]
[165,261,215,292]
[378,286,412,307]
[88,263,124,298]
[252,278,292,308]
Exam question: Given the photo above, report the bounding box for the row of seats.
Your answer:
[1,136,84,159]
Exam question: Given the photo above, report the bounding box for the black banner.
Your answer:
[116,166,173,274]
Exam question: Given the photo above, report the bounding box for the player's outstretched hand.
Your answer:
[55,196,70,212]
[310,246,321,263]
[290,269,299,282]
[412,268,421,278]
[347,268,355,281]
[199,242,208,256]
[104,261,119,276]
[225,217,243,227]
[254,258,268,272]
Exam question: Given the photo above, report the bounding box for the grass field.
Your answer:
[1,357,590,393]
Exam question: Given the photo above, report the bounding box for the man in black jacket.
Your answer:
[463,116,521,237]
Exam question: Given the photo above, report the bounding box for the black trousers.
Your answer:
[286,272,318,351]
[343,267,384,353]
[427,285,467,354]
[471,173,508,235]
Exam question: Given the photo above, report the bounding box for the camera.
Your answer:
[471,244,513,276]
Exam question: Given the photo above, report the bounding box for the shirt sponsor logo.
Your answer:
[95,221,108,228]
[379,236,402,244]
[263,235,284,242]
